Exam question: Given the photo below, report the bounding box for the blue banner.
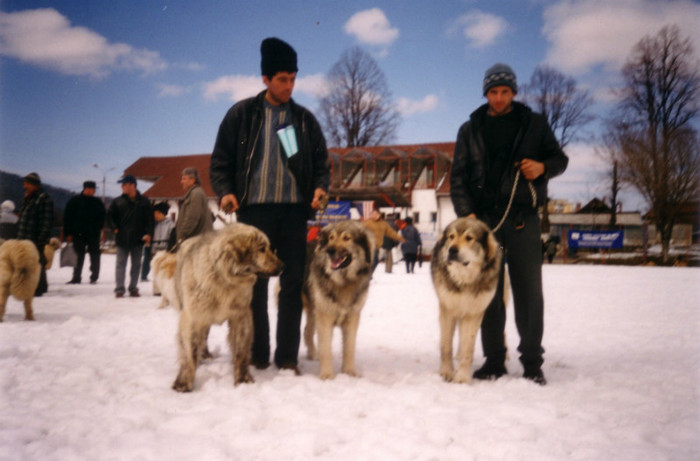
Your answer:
[309,201,352,226]
[568,230,624,249]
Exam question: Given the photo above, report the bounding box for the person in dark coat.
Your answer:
[400,217,422,274]
[209,38,330,373]
[63,181,106,284]
[17,172,54,296]
[450,63,569,385]
[107,175,154,298]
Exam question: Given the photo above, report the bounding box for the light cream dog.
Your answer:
[430,217,502,383]
[43,237,61,269]
[151,250,177,309]
[172,223,283,392]
[0,239,41,322]
[304,220,374,380]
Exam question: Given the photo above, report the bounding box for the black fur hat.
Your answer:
[261,37,297,78]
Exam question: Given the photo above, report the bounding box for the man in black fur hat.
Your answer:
[210,38,330,374]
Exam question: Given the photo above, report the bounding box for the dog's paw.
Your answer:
[172,378,194,393]
[24,314,35,321]
[439,364,454,382]
[234,373,254,386]
[452,369,472,384]
[319,369,335,380]
[341,366,359,377]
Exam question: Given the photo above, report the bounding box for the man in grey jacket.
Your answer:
[450,63,569,385]
[175,167,212,244]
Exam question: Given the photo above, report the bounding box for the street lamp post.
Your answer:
[92,163,115,203]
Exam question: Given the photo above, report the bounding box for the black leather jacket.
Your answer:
[107,192,154,249]
[450,102,569,218]
[209,91,330,217]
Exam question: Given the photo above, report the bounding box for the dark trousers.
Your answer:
[237,204,307,368]
[404,253,417,273]
[141,245,152,280]
[73,236,101,283]
[35,243,47,296]
[481,212,544,371]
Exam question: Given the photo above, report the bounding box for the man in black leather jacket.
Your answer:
[450,63,568,385]
[210,38,330,373]
[107,175,154,298]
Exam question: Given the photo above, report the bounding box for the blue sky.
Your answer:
[1,0,699,210]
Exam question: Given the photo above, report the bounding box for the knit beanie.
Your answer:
[83,180,97,189]
[261,37,298,78]
[23,172,41,186]
[483,63,517,95]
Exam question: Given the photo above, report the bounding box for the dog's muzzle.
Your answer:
[327,247,351,270]
[448,246,469,266]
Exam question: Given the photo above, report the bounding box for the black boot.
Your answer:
[523,368,547,385]
[473,360,507,380]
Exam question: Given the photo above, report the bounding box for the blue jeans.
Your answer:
[115,245,143,294]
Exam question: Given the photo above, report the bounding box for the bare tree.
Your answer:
[520,65,594,232]
[318,47,400,148]
[520,65,594,150]
[596,134,624,227]
[606,25,700,262]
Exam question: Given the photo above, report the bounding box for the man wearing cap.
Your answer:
[210,37,330,373]
[63,181,106,284]
[450,63,569,385]
[107,175,154,298]
[17,172,54,296]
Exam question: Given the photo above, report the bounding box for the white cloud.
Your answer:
[201,74,328,102]
[397,94,439,116]
[0,8,167,78]
[344,8,399,48]
[202,75,263,102]
[542,0,700,75]
[451,10,508,49]
[292,73,330,98]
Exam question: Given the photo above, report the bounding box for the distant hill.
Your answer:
[0,170,113,227]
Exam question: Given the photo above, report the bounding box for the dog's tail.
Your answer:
[8,241,41,300]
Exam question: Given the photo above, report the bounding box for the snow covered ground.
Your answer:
[1,254,698,460]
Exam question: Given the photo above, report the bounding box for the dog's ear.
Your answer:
[482,229,501,271]
[317,226,329,249]
[356,229,372,264]
[230,235,252,265]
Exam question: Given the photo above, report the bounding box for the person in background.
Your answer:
[107,175,153,298]
[141,201,175,282]
[175,167,212,244]
[400,217,421,274]
[364,208,404,275]
[209,37,330,373]
[17,172,54,296]
[64,181,106,284]
[450,63,569,385]
[0,200,19,239]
